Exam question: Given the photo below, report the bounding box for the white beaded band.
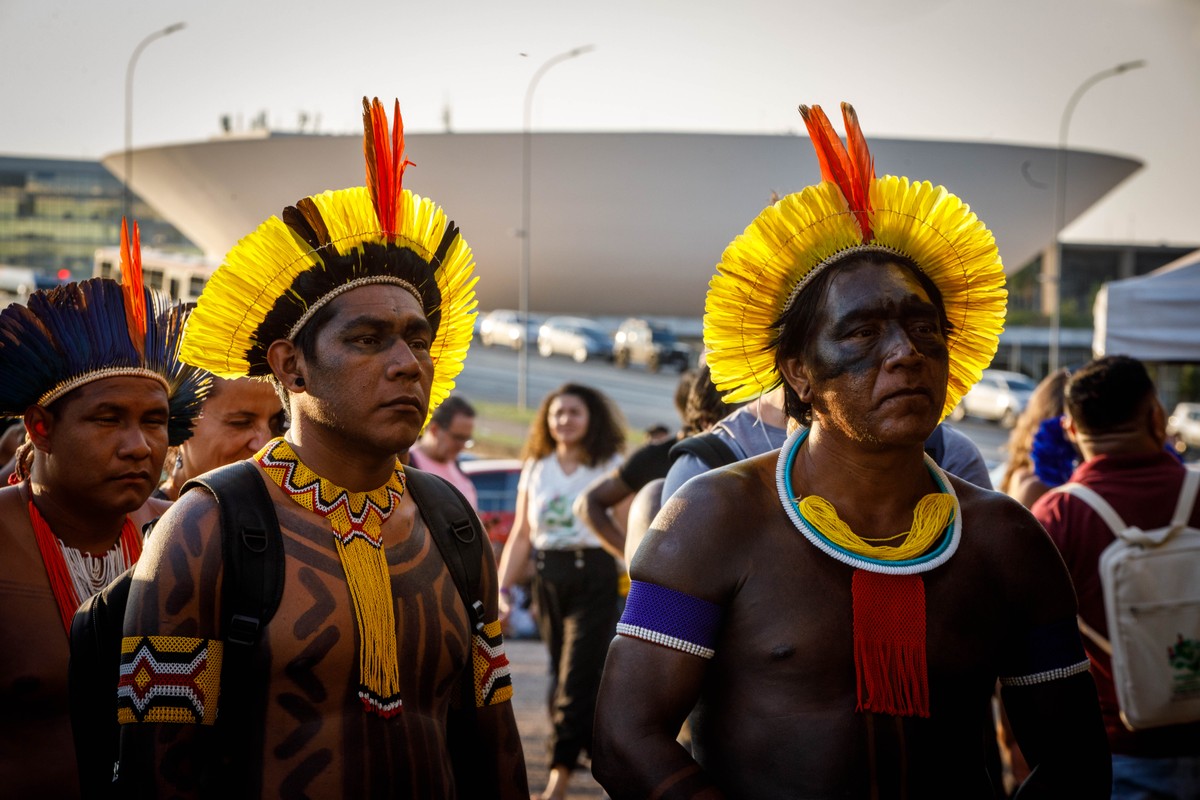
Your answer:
[616,623,716,659]
[39,367,171,407]
[287,276,423,340]
[999,659,1091,687]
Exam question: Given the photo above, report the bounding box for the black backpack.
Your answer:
[69,460,486,798]
[668,431,739,470]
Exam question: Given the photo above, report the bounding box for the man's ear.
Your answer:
[24,405,53,453]
[778,356,813,404]
[266,339,307,394]
[1061,413,1079,444]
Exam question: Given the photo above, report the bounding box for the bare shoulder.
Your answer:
[630,451,776,604]
[949,474,1076,613]
[0,483,26,538]
[134,485,223,578]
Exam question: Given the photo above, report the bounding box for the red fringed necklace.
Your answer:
[29,498,141,632]
[776,428,961,718]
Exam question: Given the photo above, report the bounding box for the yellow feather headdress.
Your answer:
[704,103,1006,420]
[180,98,477,425]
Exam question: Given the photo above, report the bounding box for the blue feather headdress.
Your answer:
[0,220,211,445]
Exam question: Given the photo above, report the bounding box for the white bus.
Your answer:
[93,247,216,304]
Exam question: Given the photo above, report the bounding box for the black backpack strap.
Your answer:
[403,467,485,633]
[669,432,739,470]
[402,466,489,796]
[180,460,283,793]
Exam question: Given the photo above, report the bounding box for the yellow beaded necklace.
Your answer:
[796,493,957,562]
[255,437,406,717]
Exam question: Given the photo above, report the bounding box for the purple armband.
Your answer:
[616,580,722,659]
[998,617,1091,687]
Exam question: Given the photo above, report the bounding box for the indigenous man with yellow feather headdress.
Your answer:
[593,104,1110,798]
[117,99,527,798]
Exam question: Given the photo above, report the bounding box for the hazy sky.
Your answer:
[2,0,1197,247]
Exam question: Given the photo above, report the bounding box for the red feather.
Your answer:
[119,217,147,355]
[840,103,875,240]
[362,97,414,237]
[799,103,876,241]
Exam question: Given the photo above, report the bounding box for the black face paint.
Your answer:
[807,264,948,382]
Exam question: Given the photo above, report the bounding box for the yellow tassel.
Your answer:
[336,536,402,716]
[797,492,956,561]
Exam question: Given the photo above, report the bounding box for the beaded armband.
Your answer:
[616,580,722,659]
[998,618,1091,687]
[473,620,513,706]
[117,636,223,725]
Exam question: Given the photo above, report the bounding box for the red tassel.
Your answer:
[852,570,929,718]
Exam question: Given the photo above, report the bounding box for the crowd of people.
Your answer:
[0,95,1196,800]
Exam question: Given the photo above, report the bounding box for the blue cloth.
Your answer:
[1111,753,1200,800]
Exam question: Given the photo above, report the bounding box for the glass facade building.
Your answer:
[0,155,197,280]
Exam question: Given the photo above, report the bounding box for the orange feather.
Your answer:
[362,97,414,237]
[840,102,875,240]
[119,217,148,355]
[798,104,852,193]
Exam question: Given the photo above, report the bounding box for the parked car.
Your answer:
[536,316,613,363]
[612,318,690,373]
[1167,402,1200,454]
[479,309,538,349]
[460,457,522,554]
[950,369,1037,427]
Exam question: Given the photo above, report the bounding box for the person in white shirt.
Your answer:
[408,394,479,508]
[497,382,626,800]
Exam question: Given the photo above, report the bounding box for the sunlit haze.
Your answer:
[2,0,1196,246]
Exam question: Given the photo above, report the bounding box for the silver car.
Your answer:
[537,316,613,363]
[951,369,1037,427]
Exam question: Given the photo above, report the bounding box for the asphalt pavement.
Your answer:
[509,638,609,798]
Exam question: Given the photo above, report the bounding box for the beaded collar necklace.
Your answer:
[776,427,961,574]
[255,437,407,717]
[774,426,963,718]
[28,495,141,632]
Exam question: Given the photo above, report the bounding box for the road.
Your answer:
[457,342,1012,475]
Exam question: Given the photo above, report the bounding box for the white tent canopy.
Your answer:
[1094,249,1200,361]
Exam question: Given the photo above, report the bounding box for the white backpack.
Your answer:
[1056,467,1200,731]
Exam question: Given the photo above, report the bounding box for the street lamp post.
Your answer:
[123,22,186,222]
[518,44,594,410]
[1048,58,1146,372]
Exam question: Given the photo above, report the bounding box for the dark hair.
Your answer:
[1001,368,1069,493]
[683,363,735,436]
[522,383,625,466]
[1065,355,1155,434]
[430,394,475,428]
[772,251,951,425]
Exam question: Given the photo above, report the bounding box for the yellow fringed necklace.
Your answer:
[796,493,956,562]
[255,437,406,717]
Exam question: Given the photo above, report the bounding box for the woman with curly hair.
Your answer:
[498,382,626,800]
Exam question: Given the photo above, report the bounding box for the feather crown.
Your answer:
[704,102,1007,419]
[0,218,212,445]
[180,97,478,425]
